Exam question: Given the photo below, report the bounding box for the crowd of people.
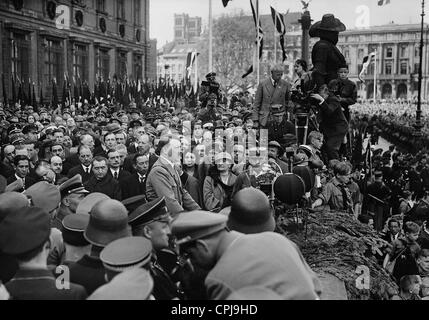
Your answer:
[1,12,429,301]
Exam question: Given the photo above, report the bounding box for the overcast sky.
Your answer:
[150,0,423,46]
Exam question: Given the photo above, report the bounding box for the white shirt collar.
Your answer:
[110,168,120,175]
[15,174,24,181]
[82,164,91,170]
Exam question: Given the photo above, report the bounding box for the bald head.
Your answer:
[0,192,29,222]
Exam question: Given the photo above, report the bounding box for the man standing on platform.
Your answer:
[252,64,291,128]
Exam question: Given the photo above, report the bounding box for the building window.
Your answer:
[73,44,88,82]
[96,48,110,81]
[414,63,420,73]
[175,30,183,38]
[44,39,62,87]
[10,33,30,83]
[358,49,364,60]
[400,45,407,58]
[385,61,392,74]
[134,0,141,25]
[386,47,393,58]
[133,54,143,79]
[96,0,105,12]
[344,50,349,59]
[117,0,125,20]
[415,46,419,57]
[188,21,196,28]
[175,17,182,26]
[400,61,408,74]
[117,51,127,79]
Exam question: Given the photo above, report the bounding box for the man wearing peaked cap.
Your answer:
[61,214,90,264]
[100,236,153,280]
[121,194,147,214]
[53,174,89,230]
[172,210,322,300]
[128,197,183,300]
[88,268,154,300]
[68,199,131,295]
[0,207,87,300]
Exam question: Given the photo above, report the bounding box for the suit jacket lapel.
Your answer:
[265,80,275,99]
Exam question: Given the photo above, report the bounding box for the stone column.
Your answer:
[88,42,95,90]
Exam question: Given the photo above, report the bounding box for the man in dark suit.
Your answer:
[0,207,87,300]
[6,155,36,192]
[94,132,116,158]
[252,63,291,128]
[107,149,131,183]
[120,154,149,200]
[84,156,121,200]
[67,145,94,183]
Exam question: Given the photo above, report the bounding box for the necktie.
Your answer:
[85,167,90,174]
[340,184,352,212]
[114,171,118,180]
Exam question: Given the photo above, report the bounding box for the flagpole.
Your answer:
[274,22,277,64]
[194,49,198,94]
[209,0,213,73]
[373,50,377,102]
[256,0,260,84]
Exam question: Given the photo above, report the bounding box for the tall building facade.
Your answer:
[0,0,153,104]
[338,23,429,101]
[174,13,202,44]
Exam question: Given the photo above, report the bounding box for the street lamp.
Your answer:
[414,0,425,136]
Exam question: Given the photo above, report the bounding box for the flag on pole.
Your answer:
[270,6,288,62]
[242,0,264,78]
[364,139,372,180]
[222,0,231,7]
[377,0,390,6]
[358,51,376,82]
[186,52,197,80]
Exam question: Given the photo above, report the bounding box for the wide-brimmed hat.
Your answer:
[309,14,346,38]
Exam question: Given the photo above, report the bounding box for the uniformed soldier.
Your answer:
[0,207,87,300]
[61,214,91,264]
[172,210,321,300]
[199,72,221,108]
[54,174,89,230]
[267,104,295,144]
[68,199,131,295]
[121,194,147,214]
[128,197,184,300]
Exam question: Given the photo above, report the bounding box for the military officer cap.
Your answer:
[129,120,143,128]
[122,195,147,214]
[59,174,89,198]
[206,72,216,78]
[11,134,25,146]
[87,268,154,300]
[172,211,228,245]
[271,104,285,115]
[128,197,170,228]
[62,214,90,247]
[100,236,153,272]
[76,192,110,215]
[0,206,51,255]
[203,122,213,130]
[7,123,21,135]
[24,182,61,214]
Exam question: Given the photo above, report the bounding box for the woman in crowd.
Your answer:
[203,152,236,212]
